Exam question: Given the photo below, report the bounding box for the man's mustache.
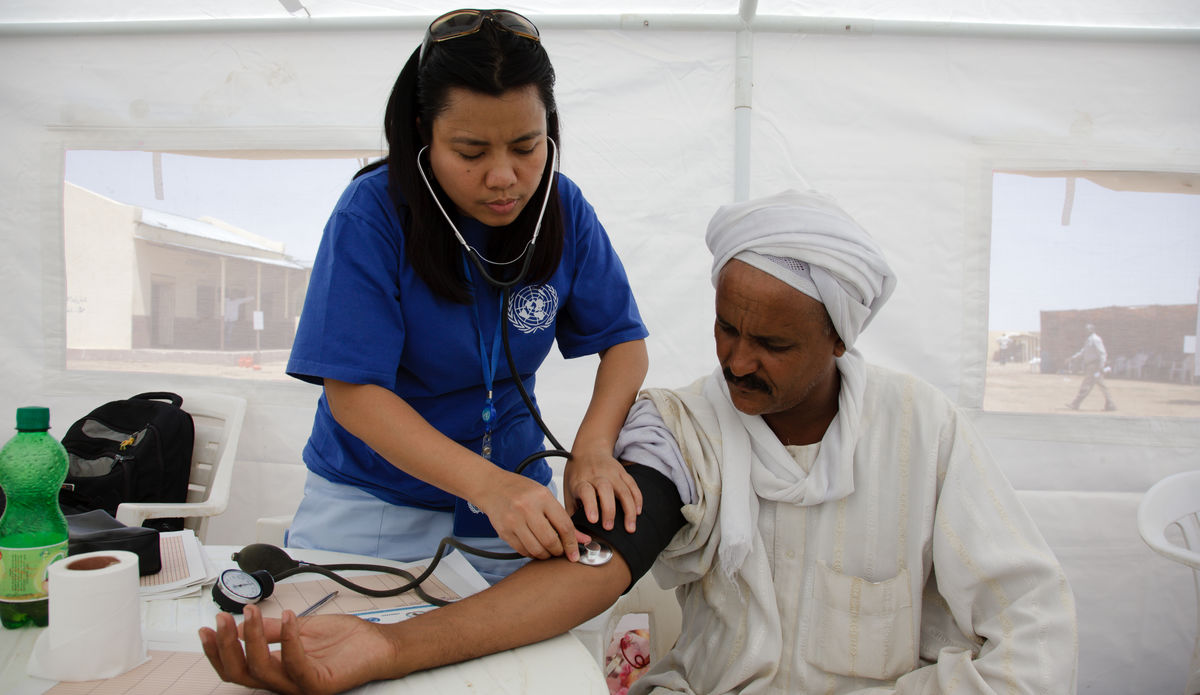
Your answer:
[723,367,771,395]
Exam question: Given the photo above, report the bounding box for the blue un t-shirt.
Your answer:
[286,165,648,520]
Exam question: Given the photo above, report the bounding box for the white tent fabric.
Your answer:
[1,2,1198,692]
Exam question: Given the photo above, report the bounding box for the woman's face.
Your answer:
[428,84,549,227]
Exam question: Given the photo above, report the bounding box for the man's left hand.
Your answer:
[200,605,400,695]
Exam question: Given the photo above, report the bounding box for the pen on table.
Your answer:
[297,590,338,617]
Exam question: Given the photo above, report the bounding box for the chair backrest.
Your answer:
[1138,470,1200,570]
[1139,471,1200,695]
[181,392,247,539]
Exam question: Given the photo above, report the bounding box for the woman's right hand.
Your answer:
[321,381,586,561]
[472,469,583,562]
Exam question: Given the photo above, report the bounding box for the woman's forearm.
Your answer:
[323,379,504,505]
[323,379,581,560]
[571,339,649,455]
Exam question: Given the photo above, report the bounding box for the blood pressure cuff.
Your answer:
[570,463,685,594]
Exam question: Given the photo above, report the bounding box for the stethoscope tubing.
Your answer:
[275,137,583,602]
[416,137,559,289]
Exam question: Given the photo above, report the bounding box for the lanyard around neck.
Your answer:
[465,255,505,461]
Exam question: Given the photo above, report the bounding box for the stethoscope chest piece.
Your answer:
[577,539,614,567]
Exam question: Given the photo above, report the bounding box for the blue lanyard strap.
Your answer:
[465,255,506,459]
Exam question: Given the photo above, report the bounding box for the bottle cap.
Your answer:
[16,406,51,431]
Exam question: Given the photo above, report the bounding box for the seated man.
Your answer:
[202,189,1078,694]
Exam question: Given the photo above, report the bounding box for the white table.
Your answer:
[0,545,608,694]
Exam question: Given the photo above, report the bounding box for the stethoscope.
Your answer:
[213,137,614,613]
[219,535,615,613]
[416,137,557,290]
[416,136,570,459]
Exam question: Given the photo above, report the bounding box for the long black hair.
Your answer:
[358,18,564,304]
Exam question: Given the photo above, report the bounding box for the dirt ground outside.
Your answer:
[67,352,1200,419]
[984,360,1200,418]
[67,355,294,382]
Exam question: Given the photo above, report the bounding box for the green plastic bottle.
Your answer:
[0,406,70,629]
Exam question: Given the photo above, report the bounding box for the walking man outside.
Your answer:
[1067,323,1117,411]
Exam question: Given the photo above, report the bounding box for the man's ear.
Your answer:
[833,338,847,358]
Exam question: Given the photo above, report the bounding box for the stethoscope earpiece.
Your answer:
[415,137,559,289]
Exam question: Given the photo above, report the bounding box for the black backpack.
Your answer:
[57,392,195,532]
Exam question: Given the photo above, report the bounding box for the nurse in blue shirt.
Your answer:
[284,9,649,582]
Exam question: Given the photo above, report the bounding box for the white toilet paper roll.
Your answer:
[26,550,149,682]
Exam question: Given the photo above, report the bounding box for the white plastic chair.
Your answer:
[602,572,682,665]
[1138,470,1200,695]
[256,513,294,546]
[115,392,247,543]
[571,571,681,669]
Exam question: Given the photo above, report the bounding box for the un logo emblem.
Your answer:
[508,285,559,334]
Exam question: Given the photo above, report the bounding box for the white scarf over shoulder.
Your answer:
[701,189,896,578]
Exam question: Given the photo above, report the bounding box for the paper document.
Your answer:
[256,567,461,621]
[139,530,212,599]
[45,651,266,694]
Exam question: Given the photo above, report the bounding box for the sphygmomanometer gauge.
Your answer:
[212,567,275,613]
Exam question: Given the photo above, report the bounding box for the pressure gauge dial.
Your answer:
[212,568,275,614]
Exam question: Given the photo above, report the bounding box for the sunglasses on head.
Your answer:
[420,9,540,63]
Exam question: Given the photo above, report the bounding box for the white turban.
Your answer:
[699,190,897,576]
[706,189,896,348]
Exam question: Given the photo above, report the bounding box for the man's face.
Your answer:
[714,260,845,419]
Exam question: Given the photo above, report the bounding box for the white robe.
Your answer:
[621,365,1078,695]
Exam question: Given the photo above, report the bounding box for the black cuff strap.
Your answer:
[570,463,686,593]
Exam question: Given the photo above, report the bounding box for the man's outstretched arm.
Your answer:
[200,464,685,695]
[201,553,632,694]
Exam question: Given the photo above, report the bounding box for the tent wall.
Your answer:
[1,16,1197,693]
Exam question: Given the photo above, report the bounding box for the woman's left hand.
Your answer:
[564,450,642,533]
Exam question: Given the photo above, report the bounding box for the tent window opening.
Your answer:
[985,170,1200,418]
[62,149,376,380]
